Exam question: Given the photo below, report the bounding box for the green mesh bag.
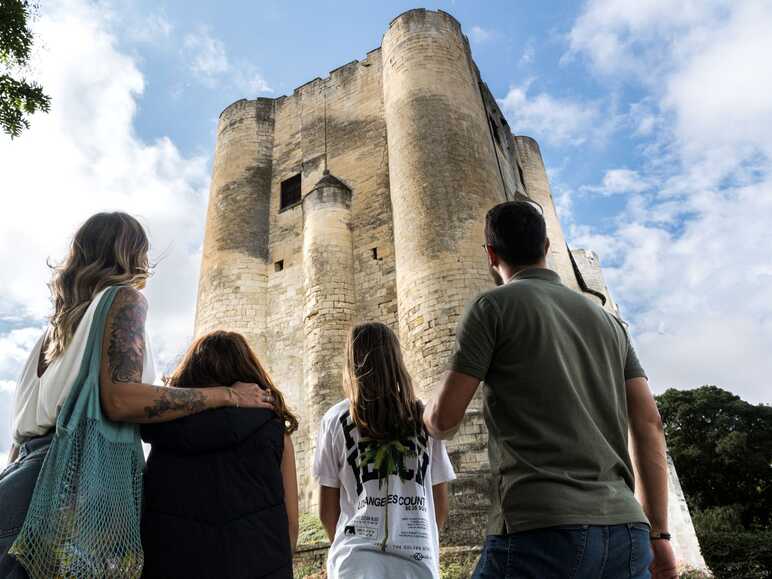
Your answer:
[10,287,145,578]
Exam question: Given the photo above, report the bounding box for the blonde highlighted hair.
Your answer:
[46,212,150,362]
[343,322,423,440]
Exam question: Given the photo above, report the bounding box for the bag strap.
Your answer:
[55,287,121,430]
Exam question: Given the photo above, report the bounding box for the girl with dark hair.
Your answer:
[314,322,455,579]
[0,212,272,578]
[140,331,299,579]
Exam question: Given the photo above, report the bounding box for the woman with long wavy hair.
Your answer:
[141,331,299,579]
[0,212,272,578]
[313,322,456,579]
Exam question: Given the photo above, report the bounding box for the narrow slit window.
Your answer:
[280,174,302,210]
[517,164,527,193]
[371,247,379,260]
[274,260,284,272]
[489,116,502,148]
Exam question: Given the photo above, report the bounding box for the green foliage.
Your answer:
[440,554,479,579]
[298,513,328,546]
[692,505,744,533]
[0,0,50,137]
[696,530,772,578]
[678,568,713,579]
[656,386,772,528]
[293,561,325,579]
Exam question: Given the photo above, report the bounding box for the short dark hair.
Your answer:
[484,201,547,267]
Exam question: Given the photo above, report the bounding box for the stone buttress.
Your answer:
[196,98,274,356]
[301,172,355,509]
[382,9,509,542]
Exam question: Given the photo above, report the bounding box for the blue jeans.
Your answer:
[0,434,52,579]
[472,524,653,579]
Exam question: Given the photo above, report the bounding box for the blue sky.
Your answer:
[2,0,772,458]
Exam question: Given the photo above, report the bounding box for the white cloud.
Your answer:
[127,13,172,43]
[0,0,212,447]
[566,0,772,403]
[233,64,273,94]
[184,26,229,79]
[182,26,271,95]
[0,328,44,378]
[469,25,495,44]
[519,43,535,65]
[499,82,611,146]
[582,168,651,196]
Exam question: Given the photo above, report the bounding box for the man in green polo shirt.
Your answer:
[423,201,677,579]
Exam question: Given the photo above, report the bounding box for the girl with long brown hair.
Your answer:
[140,331,299,579]
[0,212,272,578]
[313,322,456,579]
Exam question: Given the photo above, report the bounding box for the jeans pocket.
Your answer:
[473,535,510,579]
[629,525,654,578]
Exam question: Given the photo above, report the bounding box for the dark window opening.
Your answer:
[517,164,527,194]
[280,174,301,210]
[489,116,502,148]
[371,247,379,260]
[274,260,284,272]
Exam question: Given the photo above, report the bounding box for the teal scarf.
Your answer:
[10,287,145,578]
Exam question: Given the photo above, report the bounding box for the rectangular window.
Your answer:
[280,174,302,210]
[274,260,284,272]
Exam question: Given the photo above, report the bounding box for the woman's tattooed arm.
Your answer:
[143,388,206,419]
[99,287,222,422]
[107,288,148,384]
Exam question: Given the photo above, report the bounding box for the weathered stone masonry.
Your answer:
[195,8,705,568]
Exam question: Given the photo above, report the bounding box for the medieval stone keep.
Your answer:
[195,8,706,568]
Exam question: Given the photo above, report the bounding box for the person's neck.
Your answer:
[498,260,547,284]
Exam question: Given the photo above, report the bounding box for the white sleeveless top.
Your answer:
[12,287,157,443]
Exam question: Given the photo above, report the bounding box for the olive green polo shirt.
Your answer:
[450,267,648,535]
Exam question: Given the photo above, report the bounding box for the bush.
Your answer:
[697,530,772,578]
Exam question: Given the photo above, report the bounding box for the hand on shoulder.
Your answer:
[229,382,275,410]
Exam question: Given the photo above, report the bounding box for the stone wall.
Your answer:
[302,176,354,510]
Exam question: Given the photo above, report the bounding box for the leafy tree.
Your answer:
[656,386,772,528]
[0,0,50,137]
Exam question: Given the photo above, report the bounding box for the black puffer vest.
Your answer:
[141,407,292,579]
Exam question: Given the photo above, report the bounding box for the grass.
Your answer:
[298,513,329,546]
[440,555,479,579]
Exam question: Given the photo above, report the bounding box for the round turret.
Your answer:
[382,9,505,394]
[195,98,275,355]
[513,135,580,291]
[301,171,355,508]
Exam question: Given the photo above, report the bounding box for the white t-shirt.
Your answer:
[12,287,157,443]
[314,400,456,579]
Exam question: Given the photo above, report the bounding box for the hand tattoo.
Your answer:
[143,388,207,419]
[107,291,148,383]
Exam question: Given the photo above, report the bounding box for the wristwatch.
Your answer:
[650,531,671,541]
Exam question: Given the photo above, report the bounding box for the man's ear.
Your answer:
[486,245,499,266]
[544,237,551,256]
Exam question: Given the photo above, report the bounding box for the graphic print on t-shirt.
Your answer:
[314,400,456,579]
[340,408,433,551]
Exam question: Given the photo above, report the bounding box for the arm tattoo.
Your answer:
[144,388,207,419]
[107,292,148,383]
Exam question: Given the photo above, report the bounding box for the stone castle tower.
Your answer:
[195,9,706,568]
